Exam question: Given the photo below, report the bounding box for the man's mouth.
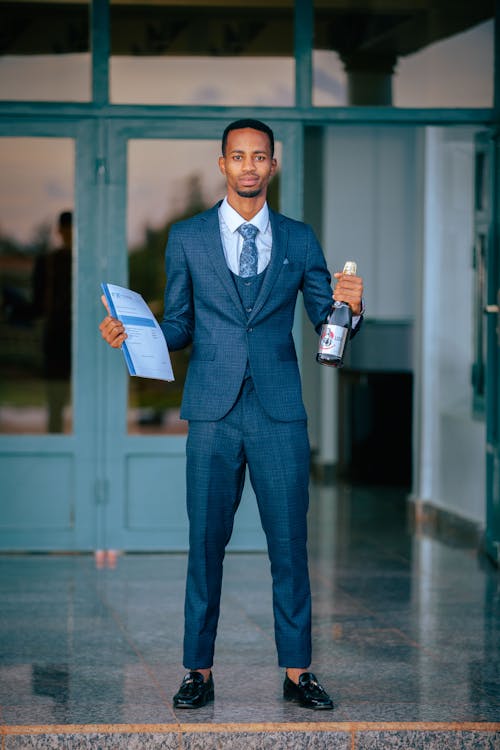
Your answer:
[240,176,259,186]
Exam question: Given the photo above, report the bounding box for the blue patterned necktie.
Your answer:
[237,223,259,278]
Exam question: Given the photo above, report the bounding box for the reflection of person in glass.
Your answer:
[32,211,72,433]
[100,121,363,710]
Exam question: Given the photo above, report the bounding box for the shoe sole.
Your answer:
[283,693,334,710]
[173,691,214,709]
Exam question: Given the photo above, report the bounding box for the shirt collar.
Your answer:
[220,196,269,235]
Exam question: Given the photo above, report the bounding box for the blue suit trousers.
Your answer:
[183,376,312,669]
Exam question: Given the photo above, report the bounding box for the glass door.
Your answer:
[125,138,223,437]
[101,119,299,551]
[0,120,100,550]
[0,138,74,437]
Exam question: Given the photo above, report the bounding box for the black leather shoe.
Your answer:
[283,672,334,710]
[173,671,214,709]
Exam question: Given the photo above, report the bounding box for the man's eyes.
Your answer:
[231,154,266,161]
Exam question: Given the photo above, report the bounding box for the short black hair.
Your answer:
[221,119,275,158]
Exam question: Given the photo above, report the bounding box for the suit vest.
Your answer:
[231,268,267,378]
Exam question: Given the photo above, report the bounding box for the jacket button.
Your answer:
[247,327,253,332]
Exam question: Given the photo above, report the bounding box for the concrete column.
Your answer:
[341,53,397,106]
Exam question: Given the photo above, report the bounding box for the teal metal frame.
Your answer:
[485,131,500,565]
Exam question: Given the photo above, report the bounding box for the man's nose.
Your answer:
[241,156,255,171]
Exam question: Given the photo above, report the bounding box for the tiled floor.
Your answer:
[1,484,499,748]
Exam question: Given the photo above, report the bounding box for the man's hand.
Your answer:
[333,272,364,316]
[99,294,127,348]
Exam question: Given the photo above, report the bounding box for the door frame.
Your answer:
[484,129,500,565]
[96,117,304,551]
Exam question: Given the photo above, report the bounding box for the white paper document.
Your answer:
[101,283,174,381]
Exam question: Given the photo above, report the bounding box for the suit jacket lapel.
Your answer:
[248,209,287,322]
[200,205,244,316]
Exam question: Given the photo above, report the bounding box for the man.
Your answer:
[33,210,72,433]
[100,119,363,710]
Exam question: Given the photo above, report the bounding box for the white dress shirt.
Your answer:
[218,197,272,276]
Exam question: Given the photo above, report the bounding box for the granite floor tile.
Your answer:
[1,483,499,740]
[355,730,500,749]
[3,700,175,726]
[182,730,351,750]
[4,732,180,750]
[338,702,500,722]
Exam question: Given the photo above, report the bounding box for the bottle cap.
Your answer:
[343,261,357,276]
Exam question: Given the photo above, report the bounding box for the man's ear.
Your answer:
[271,158,278,176]
[218,156,226,176]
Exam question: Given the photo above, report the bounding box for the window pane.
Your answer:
[111,1,294,106]
[127,139,224,436]
[126,136,281,435]
[0,138,74,434]
[0,1,91,101]
[394,20,493,108]
[314,3,493,107]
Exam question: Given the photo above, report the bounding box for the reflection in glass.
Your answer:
[126,138,281,435]
[111,1,294,106]
[0,138,74,434]
[472,133,491,417]
[0,1,91,101]
[127,140,224,436]
[313,49,347,107]
[314,3,493,108]
[394,20,493,108]
[32,212,73,433]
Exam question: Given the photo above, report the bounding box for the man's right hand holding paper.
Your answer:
[99,295,128,349]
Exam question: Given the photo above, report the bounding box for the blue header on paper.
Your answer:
[120,315,155,328]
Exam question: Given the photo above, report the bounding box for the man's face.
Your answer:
[218,128,277,201]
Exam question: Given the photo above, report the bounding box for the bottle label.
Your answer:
[318,324,348,357]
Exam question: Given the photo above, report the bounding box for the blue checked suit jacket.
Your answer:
[160,202,334,422]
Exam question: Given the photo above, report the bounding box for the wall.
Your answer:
[415,127,485,526]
